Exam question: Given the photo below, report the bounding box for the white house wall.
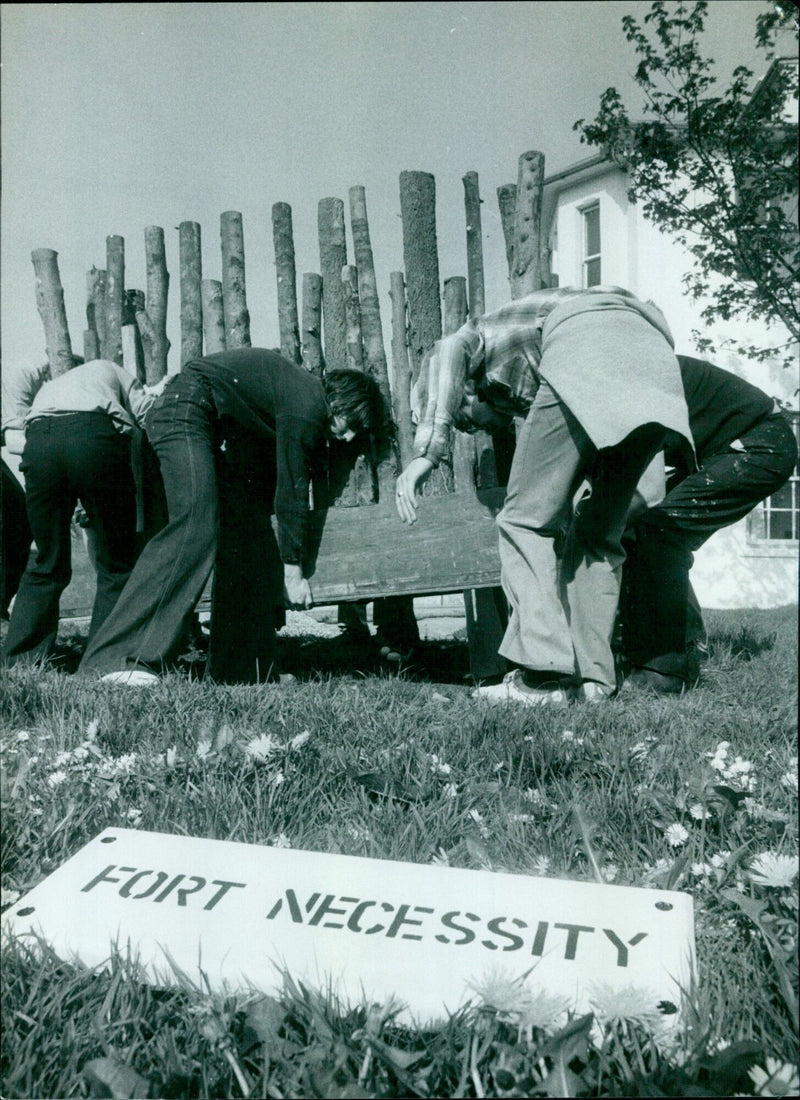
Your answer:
[549,162,798,611]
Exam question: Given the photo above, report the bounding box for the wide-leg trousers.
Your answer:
[79,374,283,683]
[4,413,137,666]
[497,381,664,690]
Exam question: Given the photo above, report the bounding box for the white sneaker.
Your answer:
[576,681,614,703]
[472,670,572,707]
[101,669,160,687]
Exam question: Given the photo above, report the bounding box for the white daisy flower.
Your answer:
[47,770,68,788]
[15,730,31,743]
[664,823,689,847]
[748,1057,800,1097]
[244,733,280,761]
[270,833,291,849]
[689,803,710,820]
[290,729,311,750]
[748,852,799,889]
[126,807,143,825]
[443,783,458,799]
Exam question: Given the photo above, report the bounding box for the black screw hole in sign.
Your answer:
[655,901,673,911]
[101,836,117,844]
[17,907,35,917]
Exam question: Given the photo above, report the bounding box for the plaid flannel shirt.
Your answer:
[411,287,586,467]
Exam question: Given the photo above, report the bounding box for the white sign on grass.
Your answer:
[2,828,695,1025]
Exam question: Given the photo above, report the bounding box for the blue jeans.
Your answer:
[79,373,283,683]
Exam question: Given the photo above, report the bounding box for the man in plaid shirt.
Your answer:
[395,286,693,707]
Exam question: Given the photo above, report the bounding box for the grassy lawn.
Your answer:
[1,606,797,1098]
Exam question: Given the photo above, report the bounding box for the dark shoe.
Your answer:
[626,667,686,694]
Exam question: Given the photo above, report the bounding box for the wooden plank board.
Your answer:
[304,488,505,603]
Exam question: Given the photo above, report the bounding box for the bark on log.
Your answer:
[83,329,99,362]
[348,186,391,412]
[123,290,145,381]
[342,265,364,370]
[317,197,348,371]
[179,221,203,367]
[272,203,301,364]
[220,211,251,348]
[443,277,476,493]
[86,267,107,359]
[399,171,442,384]
[511,150,545,298]
[462,171,485,319]
[301,273,324,377]
[389,271,415,469]
[136,225,170,384]
[201,280,226,354]
[31,249,74,376]
[497,183,517,290]
[104,236,125,364]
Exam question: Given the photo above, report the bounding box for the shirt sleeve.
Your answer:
[112,364,157,427]
[273,414,323,564]
[412,320,484,467]
[1,363,49,434]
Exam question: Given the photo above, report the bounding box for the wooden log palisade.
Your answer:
[32,151,551,630]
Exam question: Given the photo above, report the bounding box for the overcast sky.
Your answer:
[0,1,777,373]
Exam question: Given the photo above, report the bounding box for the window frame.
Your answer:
[580,201,602,288]
[745,409,799,553]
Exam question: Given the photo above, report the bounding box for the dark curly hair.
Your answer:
[323,369,386,436]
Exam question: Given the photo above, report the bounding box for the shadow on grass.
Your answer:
[276,633,473,685]
[705,626,777,663]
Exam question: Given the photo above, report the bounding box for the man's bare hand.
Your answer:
[283,564,313,609]
[395,456,434,525]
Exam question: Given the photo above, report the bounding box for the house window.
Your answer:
[581,203,601,287]
[747,412,799,543]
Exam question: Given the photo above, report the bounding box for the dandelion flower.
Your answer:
[748,852,799,889]
[780,767,798,795]
[86,719,100,741]
[113,753,138,774]
[47,770,67,788]
[509,813,536,824]
[561,729,575,742]
[443,783,458,799]
[748,1057,800,1097]
[270,770,285,787]
[468,969,531,1016]
[15,730,31,743]
[664,823,689,847]
[691,862,714,878]
[165,746,178,768]
[589,982,663,1032]
[602,863,619,882]
[54,752,72,768]
[430,848,450,866]
[244,733,280,761]
[523,787,547,806]
[126,807,143,825]
[429,754,452,776]
[270,833,291,849]
[531,855,551,875]
[689,803,710,820]
[290,729,311,750]
[518,988,571,1032]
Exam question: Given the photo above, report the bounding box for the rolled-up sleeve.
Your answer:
[412,321,484,467]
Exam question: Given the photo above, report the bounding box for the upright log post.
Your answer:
[317,198,348,371]
[135,226,170,384]
[104,235,125,365]
[31,249,74,376]
[179,221,203,367]
[220,211,251,348]
[389,271,415,470]
[511,150,545,298]
[348,186,391,412]
[399,171,442,384]
[342,265,364,371]
[443,277,475,493]
[122,289,145,380]
[201,280,226,354]
[86,267,107,361]
[83,330,99,361]
[497,183,517,290]
[301,273,324,377]
[272,202,301,364]
[462,172,485,320]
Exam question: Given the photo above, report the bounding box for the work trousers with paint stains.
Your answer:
[620,412,797,680]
